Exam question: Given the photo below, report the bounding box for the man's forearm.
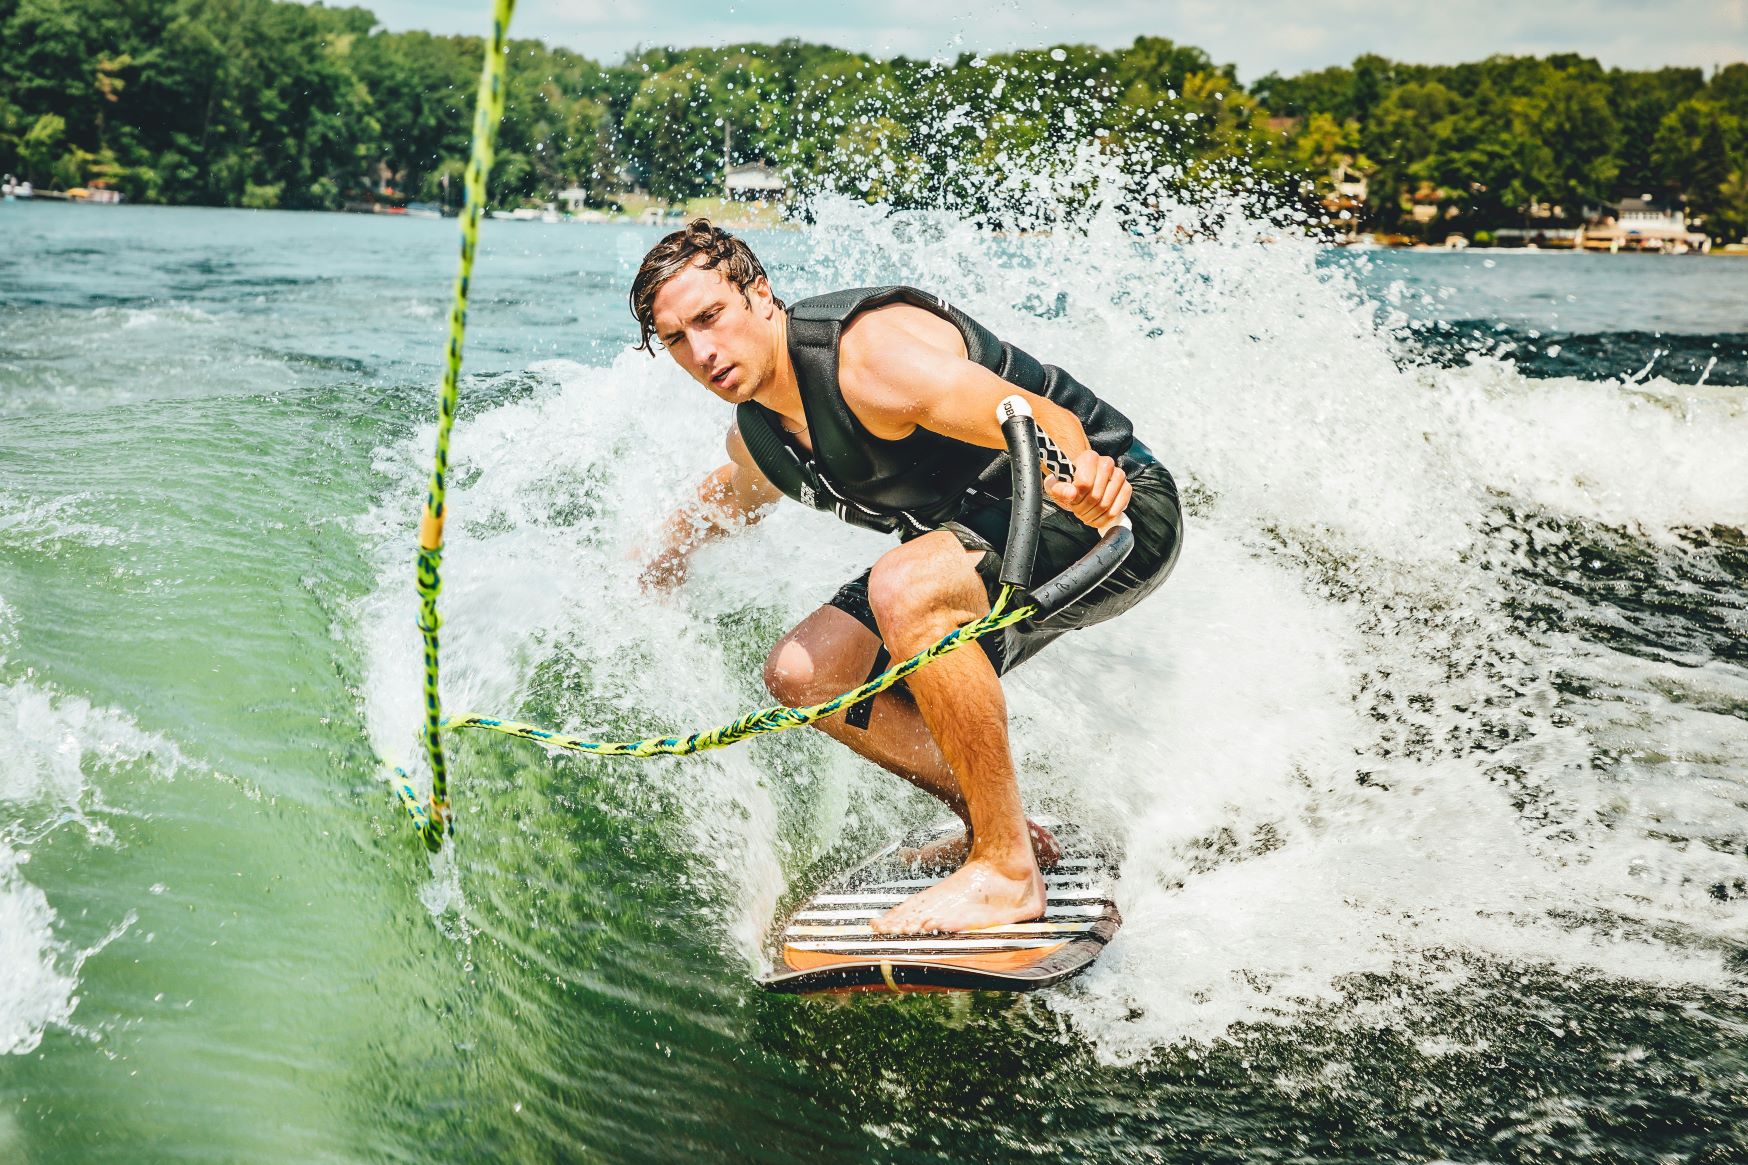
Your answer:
[1032,398,1093,466]
[642,505,715,588]
[641,465,764,587]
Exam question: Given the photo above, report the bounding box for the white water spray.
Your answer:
[358,149,1747,1058]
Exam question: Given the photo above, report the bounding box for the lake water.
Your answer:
[2,198,1745,1163]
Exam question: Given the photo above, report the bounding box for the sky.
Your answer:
[312,0,1748,83]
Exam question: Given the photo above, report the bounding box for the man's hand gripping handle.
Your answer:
[994,396,1134,618]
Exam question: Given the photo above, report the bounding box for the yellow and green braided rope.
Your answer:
[393,0,1046,854]
[441,585,1037,756]
[400,0,516,852]
[401,576,1040,849]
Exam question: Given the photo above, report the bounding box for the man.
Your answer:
[633,221,1182,935]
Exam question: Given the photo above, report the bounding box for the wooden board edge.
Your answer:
[759,908,1121,995]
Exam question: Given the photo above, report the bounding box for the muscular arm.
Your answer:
[641,424,783,589]
[838,309,1131,529]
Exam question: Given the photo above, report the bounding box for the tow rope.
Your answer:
[393,0,1130,855]
[439,587,1034,758]
[397,0,515,852]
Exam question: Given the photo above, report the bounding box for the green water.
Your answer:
[2,201,1745,1163]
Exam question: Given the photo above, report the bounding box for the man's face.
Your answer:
[650,260,778,405]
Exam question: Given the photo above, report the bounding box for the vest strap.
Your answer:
[735,402,907,535]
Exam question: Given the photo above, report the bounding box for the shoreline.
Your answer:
[7,198,1743,253]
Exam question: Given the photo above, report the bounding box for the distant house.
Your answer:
[1331,163,1367,206]
[1618,194,1686,228]
[558,185,589,213]
[1315,162,1367,235]
[724,162,786,202]
[62,185,123,204]
[1582,194,1711,254]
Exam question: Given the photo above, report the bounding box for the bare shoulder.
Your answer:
[839,304,971,436]
[840,302,968,364]
[726,419,753,466]
[724,421,783,506]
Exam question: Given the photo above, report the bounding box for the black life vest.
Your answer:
[736,286,1139,535]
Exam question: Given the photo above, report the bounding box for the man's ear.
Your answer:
[750,275,775,316]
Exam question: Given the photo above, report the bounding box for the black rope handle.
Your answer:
[994,397,1135,619]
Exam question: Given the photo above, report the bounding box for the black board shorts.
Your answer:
[826,450,1183,694]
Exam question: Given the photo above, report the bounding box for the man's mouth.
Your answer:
[710,365,735,388]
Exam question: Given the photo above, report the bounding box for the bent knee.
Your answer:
[762,637,813,705]
[763,635,855,708]
[867,536,984,635]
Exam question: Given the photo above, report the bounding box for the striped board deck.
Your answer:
[760,819,1120,993]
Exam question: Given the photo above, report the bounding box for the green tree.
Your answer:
[623,61,722,200]
[1712,166,1748,242]
[1361,79,1465,227]
[0,0,1735,236]
[17,111,66,183]
[1608,66,1704,191]
[1653,98,1738,200]
[1524,67,1620,213]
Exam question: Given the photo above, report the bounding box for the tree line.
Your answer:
[2,0,1745,239]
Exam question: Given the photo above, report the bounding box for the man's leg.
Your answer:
[763,607,1060,867]
[861,530,1044,933]
[765,604,965,810]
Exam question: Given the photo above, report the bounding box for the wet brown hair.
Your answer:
[629,219,782,353]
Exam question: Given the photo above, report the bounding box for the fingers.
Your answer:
[1104,475,1132,525]
[1086,454,1114,506]
[1043,453,1129,529]
[1100,467,1130,518]
[1074,455,1126,528]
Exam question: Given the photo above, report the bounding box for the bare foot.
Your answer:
[902,819,1061,872]
[869,856,1046,935]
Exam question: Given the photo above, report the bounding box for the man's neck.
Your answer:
[755,308,804,421]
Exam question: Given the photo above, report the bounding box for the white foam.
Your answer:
[0,491,128,554]
[0,600,182,1055]
[1447,364,1748,533]
[0,840,132,1057]
[93,303,220,330]
[357,356,836,955]
[0,844,78,1055]
[1,677,190,835]
[816,172,1748,1055]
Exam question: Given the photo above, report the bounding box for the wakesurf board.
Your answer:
[760,818,1120,994]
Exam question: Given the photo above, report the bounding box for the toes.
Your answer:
[871,906,919,936]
